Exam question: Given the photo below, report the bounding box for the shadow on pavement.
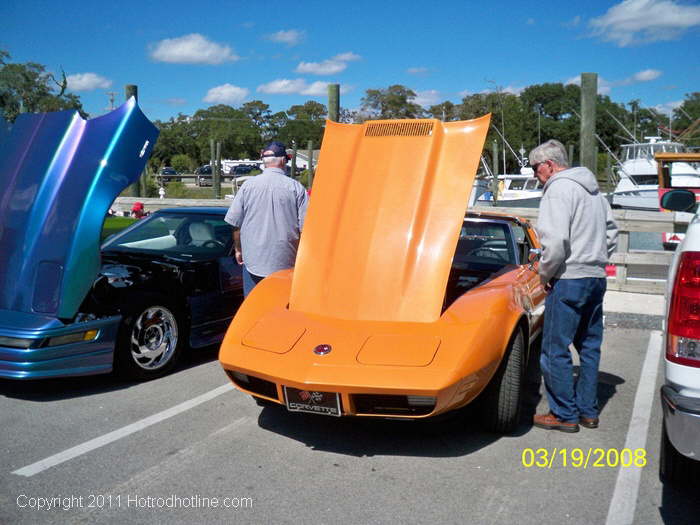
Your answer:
[256,402,500,458]
[519,334,625,427]
[659,481,700,524]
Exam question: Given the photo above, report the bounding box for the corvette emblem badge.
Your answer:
[313,344,332,355]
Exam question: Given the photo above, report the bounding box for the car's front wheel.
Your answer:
[115,301,186,381]
[479,328,524,434]
[660,419,700,483]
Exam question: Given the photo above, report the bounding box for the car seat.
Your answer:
[188,222,215,246]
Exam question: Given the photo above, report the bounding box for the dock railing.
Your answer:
[113,198,692,295]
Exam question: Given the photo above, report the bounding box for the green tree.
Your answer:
[674,92,700,147]
[426,101,458,121]
[241,100,273,143]
[191,104,261,161]
[0,51,85,122]
[170,153,194,173]
[457,91,529,173]
[276,101,327,147]
[360,85,425,119]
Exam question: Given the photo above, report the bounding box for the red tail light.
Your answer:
[667,251,700,367]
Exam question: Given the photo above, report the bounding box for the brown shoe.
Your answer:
[579,416,599,429]
[533,412,580,433]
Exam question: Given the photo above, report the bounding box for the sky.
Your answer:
[1,0,699,123]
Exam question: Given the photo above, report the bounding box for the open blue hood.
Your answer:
[0,99,159,320]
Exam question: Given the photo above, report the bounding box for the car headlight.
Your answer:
[0,336,34,349]
[47,330,98,347]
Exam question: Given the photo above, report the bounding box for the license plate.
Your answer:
[283,386,341,417]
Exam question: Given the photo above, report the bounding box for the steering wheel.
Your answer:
[202,240,225,249]
[466,246,508,261]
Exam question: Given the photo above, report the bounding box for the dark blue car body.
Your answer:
[0,102,242,380]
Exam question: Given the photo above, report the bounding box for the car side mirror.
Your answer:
[660,189,697,213]
[528,248,541,270]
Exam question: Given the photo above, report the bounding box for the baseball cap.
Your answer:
[261,141,287,158]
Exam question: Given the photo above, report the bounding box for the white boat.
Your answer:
[611,137,700,210]
[476,167,543,208]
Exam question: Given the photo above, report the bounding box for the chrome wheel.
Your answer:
[129,306,179,370]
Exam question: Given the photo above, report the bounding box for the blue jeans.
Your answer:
[540,278,606,423]
[242,266,264,297]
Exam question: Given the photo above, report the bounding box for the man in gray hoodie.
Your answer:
[530,139,618,433]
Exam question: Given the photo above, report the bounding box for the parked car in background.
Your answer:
[658,187,700,483]
[158,166,180,183]
[230,164,259,176]
[0,103,244,382]
[196,165,212,186]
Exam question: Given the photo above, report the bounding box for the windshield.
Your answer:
[103,212,233,259]
[452,220,516,268]
[622,142,685,161]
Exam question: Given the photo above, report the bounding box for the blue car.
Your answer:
[0,102,242,380]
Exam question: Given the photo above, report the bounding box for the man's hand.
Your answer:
[232,228,243,265]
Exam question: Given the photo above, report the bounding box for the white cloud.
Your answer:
[526,18,536,25]
[150,34,238,64]
[632,69,661,82]
[566,69,661,95]
[564,15,582,27]
[301,81,333,96]
[481,85,526,96]
[407,67,428,75]
[203,84,249,104]
[66,73,112,91]
[257,79,308,94]
[333,52,360,62]
[458,89,472,98]
[294,52,361,75]
[266,29,305,46]
[296,60,347,75]
[590,0,700,46]
[257,79,349,96]
[414,90,441,107]
[654,99,683,115]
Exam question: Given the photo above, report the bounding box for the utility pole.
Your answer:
[125,85,141,197]
[580,73,598,174]
[491,140,499,201]
[290,140,297,178]
[105,91,116,112]
[307,140,314,190]
[214,141,222,199]
[327,84,339,123]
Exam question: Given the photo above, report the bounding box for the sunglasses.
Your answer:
[531,161,548,172]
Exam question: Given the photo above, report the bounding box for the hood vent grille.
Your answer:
[365,121,433,137]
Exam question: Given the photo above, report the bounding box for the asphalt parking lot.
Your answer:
[1,293,698,525]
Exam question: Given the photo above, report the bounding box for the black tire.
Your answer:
[114,300,187,381]
[660,419,700,484]
[480,328,525,434]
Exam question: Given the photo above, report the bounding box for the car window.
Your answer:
[510,223,532,264]
[103,213,233,259]
[453,220,516,267]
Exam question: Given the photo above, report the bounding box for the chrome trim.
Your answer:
[661,384,700,460]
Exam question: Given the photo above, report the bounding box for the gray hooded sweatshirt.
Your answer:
[536,166,618,284]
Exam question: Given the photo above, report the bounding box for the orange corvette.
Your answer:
[219,116,545,433]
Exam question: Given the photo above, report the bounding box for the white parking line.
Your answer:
[12,383,234,477]
[605,330,663,525]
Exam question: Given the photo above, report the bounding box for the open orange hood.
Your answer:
[289,116,490,323]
